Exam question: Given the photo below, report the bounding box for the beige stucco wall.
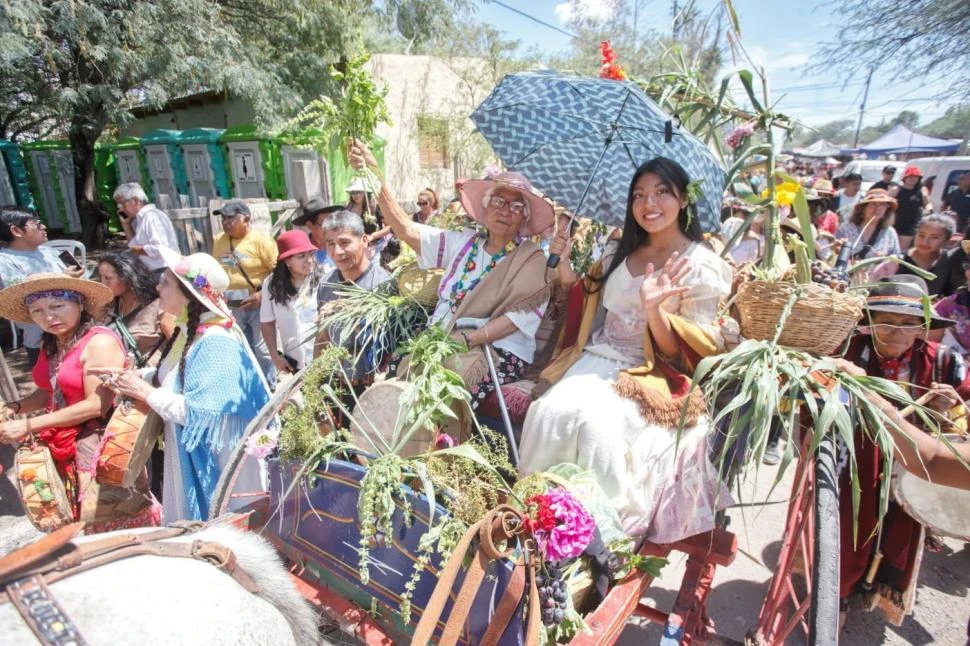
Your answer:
[367,54,494,209]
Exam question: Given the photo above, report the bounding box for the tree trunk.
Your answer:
[68,116,109,250]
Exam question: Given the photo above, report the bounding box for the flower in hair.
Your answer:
[685,179,704,206]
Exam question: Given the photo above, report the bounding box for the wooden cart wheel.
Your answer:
[208,365,310,519]
[748,429,841,645]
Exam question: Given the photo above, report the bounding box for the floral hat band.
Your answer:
[159,247,232,318]
[25,289,83,307]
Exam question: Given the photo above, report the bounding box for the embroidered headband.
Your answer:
[24,289,84,307]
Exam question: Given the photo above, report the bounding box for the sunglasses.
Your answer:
[417,201,429,207]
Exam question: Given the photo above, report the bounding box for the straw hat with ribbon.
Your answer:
[158,247,232,319]
[864,276,954,329]
[458,170,555,237]
[0,274,112,324]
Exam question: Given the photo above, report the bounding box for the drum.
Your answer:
[349,379,469,459]
[96,398,163,489]
[15,443,73,532]
[891,434,970,540]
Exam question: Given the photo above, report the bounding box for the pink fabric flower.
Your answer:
[725,121,756,150]
[525,487,596,562]
[434,432,455,449]
[244,428,279,459]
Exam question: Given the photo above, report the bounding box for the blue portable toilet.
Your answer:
[178,128,229,207]
[141,129,188,208]
[0,140,33,208]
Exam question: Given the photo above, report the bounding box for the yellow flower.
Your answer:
[760,181,801,207]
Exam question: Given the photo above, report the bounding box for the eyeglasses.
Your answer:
[16,219,42,230]
[417,201,429,207]
[488,195,526,214]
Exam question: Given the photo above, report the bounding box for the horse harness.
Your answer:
[0,521,261,646]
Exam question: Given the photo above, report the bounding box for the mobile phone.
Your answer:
[59,250,83,269]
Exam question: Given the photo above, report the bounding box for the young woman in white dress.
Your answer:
[519,157,734,543]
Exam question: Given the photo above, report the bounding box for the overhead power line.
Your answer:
[488,0,578,40]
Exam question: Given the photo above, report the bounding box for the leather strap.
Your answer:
[0,522,84,584]
[410,505,541,646]
[0,521,259,602]
[8,574,88,646]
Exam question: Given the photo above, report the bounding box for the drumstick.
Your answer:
[861,550,884,591]
[896,392,936,420]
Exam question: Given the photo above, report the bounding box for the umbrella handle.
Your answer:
[547,253,561,269]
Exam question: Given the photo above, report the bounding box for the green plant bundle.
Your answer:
[278,346,349,462]
[320,279,429,372]
[394,325,472,432]
[691,339,940,541]
[330,49,391,143]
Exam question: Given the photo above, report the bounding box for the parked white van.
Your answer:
[904,156,970,211]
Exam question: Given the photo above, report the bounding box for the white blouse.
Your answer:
[586,242,732,365]
[417,225,546,363]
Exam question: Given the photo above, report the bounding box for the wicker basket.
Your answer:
[736,280,865,356]
[397,263,442,308]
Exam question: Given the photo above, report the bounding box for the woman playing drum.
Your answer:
[838,275,969,625]
[349,140,554,407]
[94,251,270,522]
[518,157,734,544]
[0,274,158,532]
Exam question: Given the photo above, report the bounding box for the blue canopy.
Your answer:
[857,124,960,155]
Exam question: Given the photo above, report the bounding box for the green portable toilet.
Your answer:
[20,140,81,232]
[179,127,230,207]
[141,129,188,208]
[0,139,33,208]
[219,125,286,200]
[111,137,152,198]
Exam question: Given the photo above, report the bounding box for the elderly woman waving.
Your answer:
[349,141,553,406]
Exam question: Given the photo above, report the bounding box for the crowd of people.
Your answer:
[1,143,969,636]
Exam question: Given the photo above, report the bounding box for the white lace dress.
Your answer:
[519,243,734,542]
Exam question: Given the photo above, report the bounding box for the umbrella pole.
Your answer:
[547,128,618,269]
[547,91,632,269]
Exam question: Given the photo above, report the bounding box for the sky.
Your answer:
[472,0,956,138]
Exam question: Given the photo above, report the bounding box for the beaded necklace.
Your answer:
[448,233,516,312]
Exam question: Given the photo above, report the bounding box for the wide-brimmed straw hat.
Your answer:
[864,276,954,329]
[458,171,555,237]
[852,187,897,220]
[811,179,835,197]
[0,274,112,324]
[158,247,232,318]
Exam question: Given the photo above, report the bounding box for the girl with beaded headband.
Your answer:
[0,274,158,532]
[93,251,270,522]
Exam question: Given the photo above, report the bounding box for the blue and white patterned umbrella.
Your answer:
[470,70,725,232]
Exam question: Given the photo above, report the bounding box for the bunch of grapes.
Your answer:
[536,563,568,626]
[810,260,850,292]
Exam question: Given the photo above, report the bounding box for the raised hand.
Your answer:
[639,252,692,311]
[349,139,379,172]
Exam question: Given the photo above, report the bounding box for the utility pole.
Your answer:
[672,0,679,39]
[853,67,875,148]
[633,0,639,50]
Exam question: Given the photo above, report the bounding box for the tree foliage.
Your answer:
[0,0,464,244]
[816,0,970,100]
[924,104,970,140]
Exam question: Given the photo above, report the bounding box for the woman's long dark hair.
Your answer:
[589,157,704,292]
[267,257,318,306]
[151,280,206,388]
[99,251,159,308]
